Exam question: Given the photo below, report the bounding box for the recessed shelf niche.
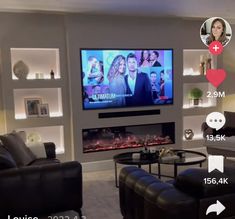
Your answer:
[183,49,217,76]
[11,48,60,80]
[14,88,63,119]
[183,82,216,109]
[16,125,64,154]
[183,115,206,141]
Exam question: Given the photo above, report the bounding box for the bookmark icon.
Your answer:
[208,155,224,173]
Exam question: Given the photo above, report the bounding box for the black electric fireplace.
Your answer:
[83,122,175,153]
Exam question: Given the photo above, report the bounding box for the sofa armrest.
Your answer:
[119,166,198,219]
[43,142,56,159]
[27,142,56,159]
[0,161,82,218]
[175,167,235,198]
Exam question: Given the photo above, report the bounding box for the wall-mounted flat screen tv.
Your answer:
[81,49,173,109]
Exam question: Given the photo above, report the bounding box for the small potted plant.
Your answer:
[188,88,203,106]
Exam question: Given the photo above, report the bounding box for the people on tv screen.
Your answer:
[81,49,173,109]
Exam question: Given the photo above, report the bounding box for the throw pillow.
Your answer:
[0,143,17,170]
[12,130,27,143]
[224,111,235,129]
[0,132,36,167]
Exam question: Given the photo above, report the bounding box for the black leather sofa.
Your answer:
[0,132,83,219]
[119,165,235,219]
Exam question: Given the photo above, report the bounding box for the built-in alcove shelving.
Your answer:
[182,49,217,148]
[2,47,69,158]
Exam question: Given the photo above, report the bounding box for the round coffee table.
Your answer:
[113,149,207,187]
[157,149,207,179]
[113,152,158,187]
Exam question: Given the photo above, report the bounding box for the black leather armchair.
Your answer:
[0,132,83,219]
[0,161,83,218]
[119,166,235,219]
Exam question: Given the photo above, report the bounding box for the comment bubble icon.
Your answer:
[206,112,226,131]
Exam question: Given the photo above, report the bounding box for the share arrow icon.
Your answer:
[206,200,225,215]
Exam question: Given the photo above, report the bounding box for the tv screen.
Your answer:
[81,49,173,109]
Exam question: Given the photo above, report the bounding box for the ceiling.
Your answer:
[0,0,235,20]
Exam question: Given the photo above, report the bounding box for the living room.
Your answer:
[0,1,235,219]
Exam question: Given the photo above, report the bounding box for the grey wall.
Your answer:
[65,14,206,162]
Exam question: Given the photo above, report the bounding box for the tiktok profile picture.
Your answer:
[200,17,232,47]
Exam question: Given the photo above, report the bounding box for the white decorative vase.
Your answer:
[13,60,29,79]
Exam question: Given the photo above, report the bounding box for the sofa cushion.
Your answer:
[224,111,235,129]
[0,133,36,167]
[0,144,17,170]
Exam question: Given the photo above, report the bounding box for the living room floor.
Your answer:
[82,147,208,219]
[83,169,121,218]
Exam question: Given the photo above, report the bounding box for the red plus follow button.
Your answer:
[209,41,223,55]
